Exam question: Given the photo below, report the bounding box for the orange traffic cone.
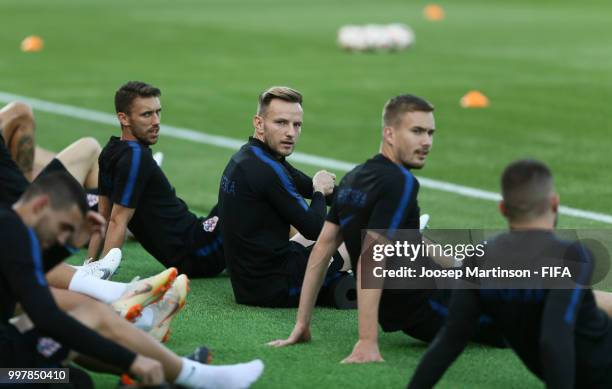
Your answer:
[424,4,445,21]
[460,90,489,108]
[21,35,44,52]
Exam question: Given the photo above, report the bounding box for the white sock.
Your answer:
[133,306,155,331]
[175,357,264,389]
[68,271,127,304]
[176,358,198,386]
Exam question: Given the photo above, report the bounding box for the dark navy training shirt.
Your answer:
[327,153,434,332]
[408,231,612,389]
[99,136,205,266]
[218,137,329,307]
[0,208,136,370]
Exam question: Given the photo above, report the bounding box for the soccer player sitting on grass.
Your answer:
[0,100,126,275]
[0,100,193,341]
[268,94,505,363]
[1,172,264,388]
[407,160,612,388]
[217,86,352,308]
[87,81,225,278]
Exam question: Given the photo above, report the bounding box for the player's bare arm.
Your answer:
[342,231,385,364]
[87,195,111,259]
[102,202,135,256]
[267,221,343,347]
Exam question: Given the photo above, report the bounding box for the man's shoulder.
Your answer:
[342,157,411,195]
[100,137,125,164]
[360,154,410,178]
[101,136,123,153]
[230,142,257,163]
[234,143,285,180]
[0,209,30,252]
[102,139,154,170]
[0,208,24,228]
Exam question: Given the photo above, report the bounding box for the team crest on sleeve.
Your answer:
[37,337,62,358]
[87,193,99,208]
[203,216,219,232]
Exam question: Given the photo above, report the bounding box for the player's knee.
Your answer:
[4,101,34,122]
[77,137,102,157]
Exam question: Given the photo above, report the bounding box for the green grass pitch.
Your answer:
[2,0,612,387]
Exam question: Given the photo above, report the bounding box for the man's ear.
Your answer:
[498,200,508,217]
[253,115,264,136]
[30,195,50,215]
[382,126,394,146]
[551,193,560,213]
[117,112,130,128]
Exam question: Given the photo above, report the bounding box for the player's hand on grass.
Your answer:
[130,355,165,385]
[70,211,107,248]
[313,170,336,196]
[341,339,384,364]
[266,322,311,347]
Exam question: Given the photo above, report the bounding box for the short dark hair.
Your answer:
[257,86,302,115]
[382,94,434,128]
[21,171,88,216]
[115,81,161,114]
[501,159,554,221]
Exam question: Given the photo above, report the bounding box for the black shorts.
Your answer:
[0,157,71,206]
[285,241,345,307]
[36,158,69,179]
[0,324,70,368]
[0,134,29,208]
[38,159,99,211]
[174,211,226,278]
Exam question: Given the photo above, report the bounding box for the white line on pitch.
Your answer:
[1,90,611,224]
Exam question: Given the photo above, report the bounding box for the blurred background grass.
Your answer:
[3,0,612,387]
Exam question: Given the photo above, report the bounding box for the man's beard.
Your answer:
[135,131,155,146]
[265,138,292,158]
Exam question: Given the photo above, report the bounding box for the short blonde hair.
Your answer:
[257,86,303,115]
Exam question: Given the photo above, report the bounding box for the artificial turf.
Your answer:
[2,0,612,387]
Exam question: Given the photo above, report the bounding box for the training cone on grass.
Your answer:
[424,4,445,21]
[21,35,44,52]
[460,90,489,108]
